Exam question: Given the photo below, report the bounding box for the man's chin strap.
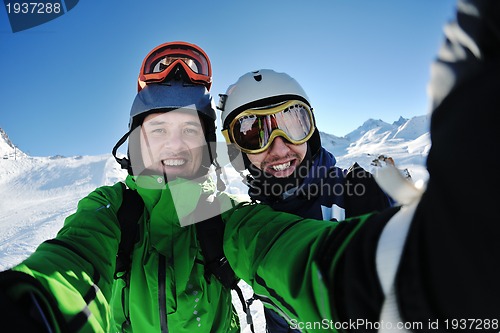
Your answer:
[112,130,132,173]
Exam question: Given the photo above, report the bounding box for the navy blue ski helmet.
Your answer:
[128,81,216,132]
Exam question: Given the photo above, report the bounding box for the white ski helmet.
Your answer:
[218,69,321,157]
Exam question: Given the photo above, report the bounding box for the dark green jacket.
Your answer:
[5,173,339,332]
[10,174,243,332]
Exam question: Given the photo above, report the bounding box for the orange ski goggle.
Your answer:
[138,41,212,92]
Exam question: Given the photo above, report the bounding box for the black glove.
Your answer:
[0,270,55,333]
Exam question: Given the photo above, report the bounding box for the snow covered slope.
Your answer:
[0,152,126,270]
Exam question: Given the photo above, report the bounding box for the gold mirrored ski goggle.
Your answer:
[222,100,315,154]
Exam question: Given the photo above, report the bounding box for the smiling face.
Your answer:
[246,136,307,178]
[139,110,206,179]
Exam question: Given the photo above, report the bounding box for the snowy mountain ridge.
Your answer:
[0,127,26,160]
[319,115,430,179]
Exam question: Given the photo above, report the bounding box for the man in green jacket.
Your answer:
[0,41,296,333]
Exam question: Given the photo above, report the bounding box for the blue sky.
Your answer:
[0,1,457,157]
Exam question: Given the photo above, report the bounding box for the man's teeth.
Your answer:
[271,161,291,171]
[162,159,186,166]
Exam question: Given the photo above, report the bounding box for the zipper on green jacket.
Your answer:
[158,254,169,332]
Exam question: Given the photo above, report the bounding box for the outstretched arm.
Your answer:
[396,0,500,325]
[0,183,124,332]
[225,0,500,330]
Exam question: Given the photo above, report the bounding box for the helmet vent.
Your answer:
[253,73,262,82]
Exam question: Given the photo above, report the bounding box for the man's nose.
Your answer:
[268,136,291,156]
[164,131,186,150]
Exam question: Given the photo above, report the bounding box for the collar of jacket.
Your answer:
[124,174,216,250]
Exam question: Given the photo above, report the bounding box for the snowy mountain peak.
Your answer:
[319,115,430,180]
[322,116,427,148]
[345,118,392,141]
[0,128,14,148]
[392,115,430,141]
[393,116,408,127]
[0,127,24,159]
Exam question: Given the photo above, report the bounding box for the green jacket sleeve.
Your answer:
[223,202,343,331]
[8,182,124,332]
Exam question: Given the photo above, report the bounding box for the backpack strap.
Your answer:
[194,201,238,289]
[114,183,144,280]
[194,196,255,332]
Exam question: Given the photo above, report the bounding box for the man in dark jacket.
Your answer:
[223,0,500,331]
[219,69,394,332]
